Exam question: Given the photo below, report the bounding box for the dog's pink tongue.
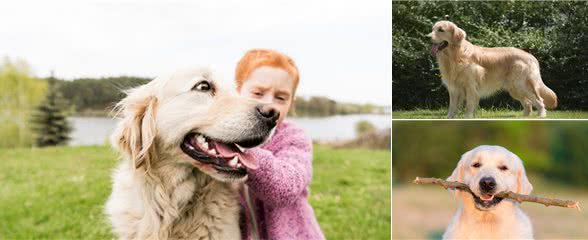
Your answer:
[238,153,258,170]
[431,43,439,56]
[215,143,259,170]
[480,194,494,201]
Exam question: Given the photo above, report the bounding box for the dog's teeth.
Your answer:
[229,156,238,167]
[237,163,243,168]
[235,144,245,152]
[202,142,209,149]
[209,149,217,155]
[196,135,205,144]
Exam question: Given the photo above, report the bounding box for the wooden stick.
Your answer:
[413,177,581,211]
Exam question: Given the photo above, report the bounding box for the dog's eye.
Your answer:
[498,165,508,171]
[438,28,444,32]
[193,81,212,92]
[472,162,481,168]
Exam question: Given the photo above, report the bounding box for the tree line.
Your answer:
[393,1,588,110]
[55,77,386,117]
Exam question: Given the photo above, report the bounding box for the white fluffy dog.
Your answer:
[444,145,534,239]
[105,67,279,239]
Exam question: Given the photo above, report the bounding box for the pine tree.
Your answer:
[30,74,72,147]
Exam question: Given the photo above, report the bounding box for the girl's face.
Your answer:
[239,66,295,125]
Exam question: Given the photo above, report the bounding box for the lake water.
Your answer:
[69,114,391,146]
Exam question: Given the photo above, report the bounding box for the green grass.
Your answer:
[392,108,588,119]
[312,145,391,239]
[0,145,391,239]
[0,146,115,239]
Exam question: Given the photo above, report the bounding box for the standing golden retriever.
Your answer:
[444,145,534,239]
[428,20,557,118]
[105,67,279,239]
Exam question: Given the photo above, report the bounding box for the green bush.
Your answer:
[355,120,376,136]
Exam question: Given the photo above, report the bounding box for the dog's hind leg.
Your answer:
[522,99,533,117]
[531,94,546,118]
[526,80,547,118]
[508,89,532,117]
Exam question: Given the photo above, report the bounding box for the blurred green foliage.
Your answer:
[355,120,376,136]
[0,58,47,148]
[57,76,150,114]
[392,122,588,187]
[294,96,382,117]
[393,1,588,110]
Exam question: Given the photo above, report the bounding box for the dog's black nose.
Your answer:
[256,104,279,127]
[479,177,496,193]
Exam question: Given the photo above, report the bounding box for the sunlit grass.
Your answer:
[0,145,391,239]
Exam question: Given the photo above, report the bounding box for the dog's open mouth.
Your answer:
[180,133,258,176]
[473,193,504,210]
[431,41,448,56]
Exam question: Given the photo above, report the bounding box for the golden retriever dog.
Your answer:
[428,20,557,118]
[105,67,279,239]
[444,145,533,239]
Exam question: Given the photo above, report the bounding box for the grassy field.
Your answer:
[392,175,588,239]
[0,145,391,239]
[392,109,588,119]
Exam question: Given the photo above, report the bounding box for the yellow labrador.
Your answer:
[444,145,533,239]
[428,21,557,118]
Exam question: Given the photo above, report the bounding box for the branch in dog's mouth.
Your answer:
[413,177,581,211]
[180,133,259,173]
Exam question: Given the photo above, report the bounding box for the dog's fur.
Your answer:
[105,68,275,239]
[428,21,557,118]
[443,145,534,239]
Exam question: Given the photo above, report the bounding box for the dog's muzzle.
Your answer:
[473,177,504,210]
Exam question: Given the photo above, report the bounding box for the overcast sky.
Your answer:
[1,0,391,105]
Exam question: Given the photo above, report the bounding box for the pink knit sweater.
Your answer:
[239,121,325,240]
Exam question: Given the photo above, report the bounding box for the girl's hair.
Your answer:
[235,49,300,97]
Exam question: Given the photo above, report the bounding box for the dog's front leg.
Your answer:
[447,88,460,119]
[464,88,479,119]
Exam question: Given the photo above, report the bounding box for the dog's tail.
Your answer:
[539,82,558,109]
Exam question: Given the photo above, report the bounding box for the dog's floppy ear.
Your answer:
[447,152,468,199]
[452,25,466,43]
[516,168,533,195]
[111,83,158,171]
[447,162,464,183]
